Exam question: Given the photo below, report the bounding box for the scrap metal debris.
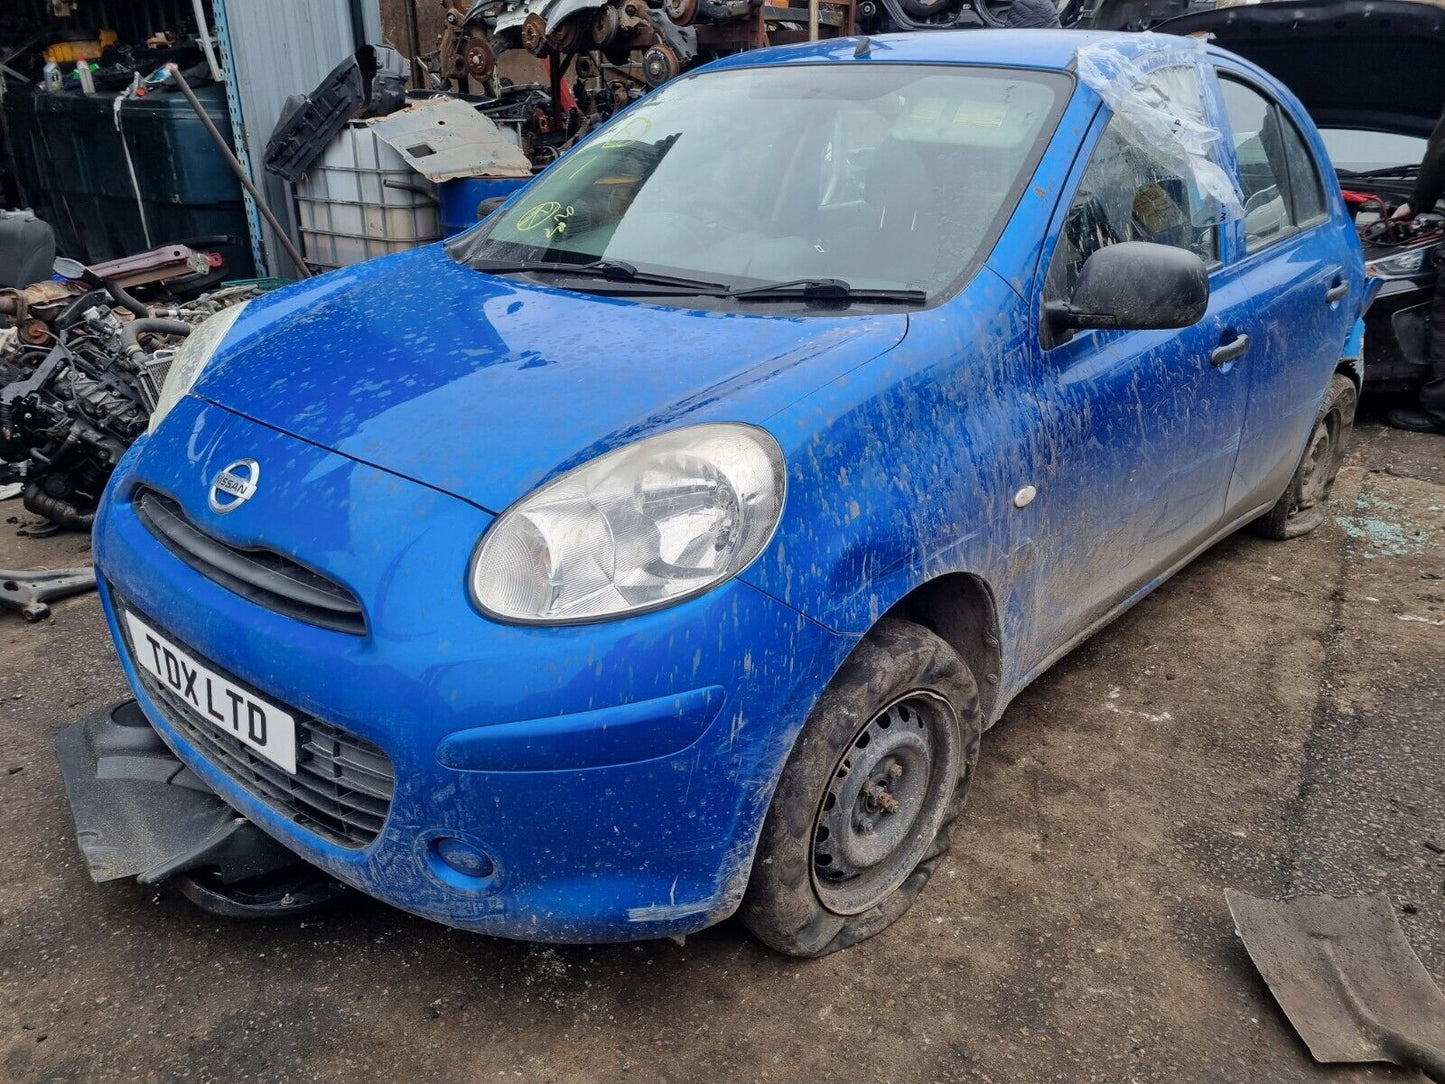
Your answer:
[366,96,531,184]
[0,565,96,621]
[1,240,266,532]
[263,45,410,184]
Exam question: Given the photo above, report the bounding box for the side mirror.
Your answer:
[53,256,106,289]
[52,256,90,281]
[1045,241,1209,340]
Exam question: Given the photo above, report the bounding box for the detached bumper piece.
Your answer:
[55,700,346,917]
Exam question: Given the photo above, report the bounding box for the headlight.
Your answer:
[147,300,250,431]
[1367,244,1435,281]
[471,423,786,624]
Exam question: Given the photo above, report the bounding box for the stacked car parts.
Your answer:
[0,242,263,530]
[429,0,1102,125]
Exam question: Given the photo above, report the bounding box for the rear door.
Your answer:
[1212,69,1362,514]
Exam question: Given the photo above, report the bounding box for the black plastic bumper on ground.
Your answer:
[55,699,299,886]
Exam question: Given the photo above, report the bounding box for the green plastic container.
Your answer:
[4,82,254,277]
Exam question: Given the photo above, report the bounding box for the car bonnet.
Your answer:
[188,244,908,513]
[1158,0,1445,138]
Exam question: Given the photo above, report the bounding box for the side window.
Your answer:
[1279,116,1327,224]
[1045,109,1220,306]
[1219,76,1327,251]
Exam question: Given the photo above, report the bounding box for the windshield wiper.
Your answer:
[727,278,926,304]
[472,262,927,305]
[1337,164,1419,179]
[471,258,729,292]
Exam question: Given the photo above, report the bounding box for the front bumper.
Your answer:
[88,399,851,941]
[1362,275,1433,392]
[55,699,299,887]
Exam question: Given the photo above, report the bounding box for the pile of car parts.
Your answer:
[0,221,266,532]
[428,0,1104,114]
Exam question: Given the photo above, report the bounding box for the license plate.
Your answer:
[124,611,298,774]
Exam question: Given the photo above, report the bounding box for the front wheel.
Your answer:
[1254,372,1357,540]
[740,619,982,957]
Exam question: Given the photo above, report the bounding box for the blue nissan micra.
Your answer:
[60,30,1371,955]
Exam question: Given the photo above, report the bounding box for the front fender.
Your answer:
[743,270,1046,660]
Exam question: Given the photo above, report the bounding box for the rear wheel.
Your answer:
[740,619,982,956]
[1254,373,1357,540]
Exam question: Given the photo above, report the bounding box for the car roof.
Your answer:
[699,28,1203,75]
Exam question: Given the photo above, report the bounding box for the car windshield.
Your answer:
[1320,128,1427,174]
[448,63,1066,301]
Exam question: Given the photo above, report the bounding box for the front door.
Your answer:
[1019,66,1253,674]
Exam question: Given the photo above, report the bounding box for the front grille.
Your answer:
[116,596,395,848]
[134,487,366,635]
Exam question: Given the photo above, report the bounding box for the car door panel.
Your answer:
[1026,308,1246,660]
[1220,230,1356,511]
[1020,95,1251,671]
[1213,69,1363,515]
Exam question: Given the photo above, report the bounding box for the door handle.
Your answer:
[1324,269,1348,304]
[1211,333,1251,368]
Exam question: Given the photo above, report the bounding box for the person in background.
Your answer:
[1003,0,1062,28]
[1385,102,1445,434]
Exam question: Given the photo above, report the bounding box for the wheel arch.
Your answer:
[1337,314,1366,392]
[1336,357,1363,393]
[880,571,1005,724]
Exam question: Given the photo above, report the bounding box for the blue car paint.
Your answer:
[195,251,908,513]
[97,399,853,937]
[91,30,1367,941]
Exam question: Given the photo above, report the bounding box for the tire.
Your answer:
[740,619,982,957]
[973,0,1083,26]
[901,0,956,19]
[1253,372,1357,540]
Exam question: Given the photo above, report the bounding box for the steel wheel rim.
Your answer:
[810,692,960,916]
[1291,408,1341,517]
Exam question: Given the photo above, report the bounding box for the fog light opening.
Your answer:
[431,836,496,880]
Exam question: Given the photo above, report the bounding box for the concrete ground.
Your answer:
[0,419,1441,1083]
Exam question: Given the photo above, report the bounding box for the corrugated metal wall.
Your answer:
[219,0,381,277]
